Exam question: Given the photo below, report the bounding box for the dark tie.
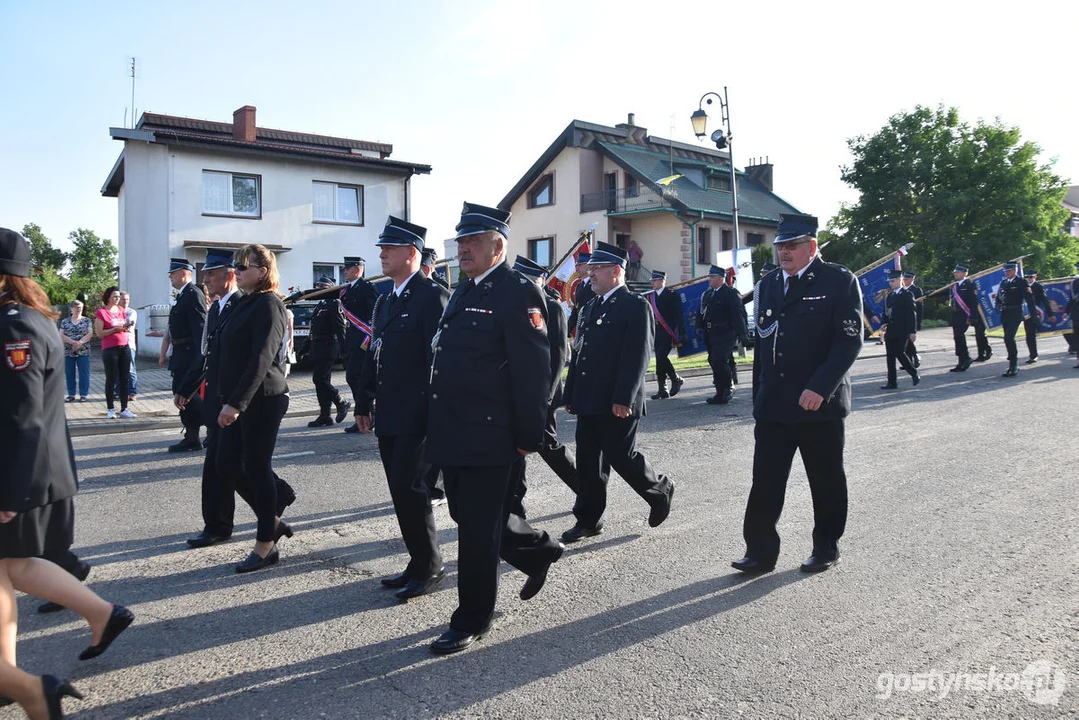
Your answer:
[785,275,796,296]
[207,301,221,335]
[447,279,474,315]
[387,291,399,311]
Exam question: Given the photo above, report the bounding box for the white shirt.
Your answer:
[217,289,237,312]
[470,264,500,286]
[601,285,621,303]
[394,272,419,296]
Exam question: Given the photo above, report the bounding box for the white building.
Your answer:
[498,114,801,284]
[102,105,430,354]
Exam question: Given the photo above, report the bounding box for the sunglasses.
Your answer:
[234,263,262,272]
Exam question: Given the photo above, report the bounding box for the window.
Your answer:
[696,227,711,264]
[528,237,553,267]
[313,181,363,224]
[527,174,554,208]
[747,232,764,247]
[706,173,731,191]
[312,264,342,286]
[721,229,733,251]
[624,172,639,198]
[202,171,260,217]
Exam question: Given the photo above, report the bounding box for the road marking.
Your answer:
[274,451,315,460]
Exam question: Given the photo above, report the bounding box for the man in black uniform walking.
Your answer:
[996,261,1032,378]
[306,276,350,427]
[902,271,923,367]
[562,241,675,543]
[647,271,685,400]
[340,256,378,434]
[179,250,296,548]
[880,270,920,389]
[421,247,450,290]
[507,256,579,517]
[165,258,207,452]
[1066,262,1079,362]
[948,264,989,372]
[356,217,448,601]
[700,265,748,405]
[1022,269,1054,364]
[567,253,595,339]
[425,202,564,655]
[733,213,862,574]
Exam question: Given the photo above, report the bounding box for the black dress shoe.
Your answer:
[307,415,333,427]
[718,390,733,404]
[650,390,670,400]
[1025,356,1038,364]
[520,543,564,600]
[560,524,602,544]
[168,438,203,453]
[343,423,360,434]
[186,530,231,548]
[42,674,84,718]
[949,364,963,373]
[731,556,776,574]
[705,395,722,405]
[1002,365,1019,377]
[38,600,66,614]
[430,626,488,655]
[800,553,840,573]
[670,377,684,396]
[335,400,352,424]
[236,549,280,574]
[380,570,412,589]
[648,482,674,528]
[274,521,294,544]
[395,568,446,600]
[879,383,898,390]
[78,605,134,660]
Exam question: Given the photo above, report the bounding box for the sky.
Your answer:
[2,0,1076,255]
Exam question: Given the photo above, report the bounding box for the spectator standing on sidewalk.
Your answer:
[94,287,136,419]
[114,292,138,400]
[59,299,93,402]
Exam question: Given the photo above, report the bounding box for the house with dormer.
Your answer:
[498,114,801,283]
[102,104,431,311]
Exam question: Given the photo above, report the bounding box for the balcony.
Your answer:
[580,185,674,214]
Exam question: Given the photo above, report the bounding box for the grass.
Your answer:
[647,351,753,373]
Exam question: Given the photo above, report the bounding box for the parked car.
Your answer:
[288,301,319,366]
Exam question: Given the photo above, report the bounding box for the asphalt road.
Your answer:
[8,338,1077,719]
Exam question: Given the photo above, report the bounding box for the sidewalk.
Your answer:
[63,327,969,436]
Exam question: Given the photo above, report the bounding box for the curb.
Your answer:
[67,406,328,438]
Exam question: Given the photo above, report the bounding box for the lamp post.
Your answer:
[690,87,739,252]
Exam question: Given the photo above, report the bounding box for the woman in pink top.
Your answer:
[93,286,135,419]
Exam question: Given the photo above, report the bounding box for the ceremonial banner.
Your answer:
[1033,277,1074,336]
[974,260,1024,329]
[856,250,904,336]
[669,275,710,358]
[546,231,593,319]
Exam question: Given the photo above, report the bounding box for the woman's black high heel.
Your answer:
[274,520,293,544]
[78,605,134,660]
[42,674,84,719]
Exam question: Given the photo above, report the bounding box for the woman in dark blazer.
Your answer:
[0,228,133,718]
[215,244,294,573]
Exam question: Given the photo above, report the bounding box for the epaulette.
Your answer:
[826,262,852,274]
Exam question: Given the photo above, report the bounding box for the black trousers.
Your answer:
[217,393,289,542]
[101,345,130,410]
[885,336,918,384]
[377,434,442,579]
[442,463,560,634]
[1065,332,1077,352]
[311,358,342,415]
[1023,317,1040,358]
[743,419,848,562]
[509,406,579,517]
[572,413,672,529]
[951,316,991,360]
[905,338,919,364]
[707,330,737,392]
[653,335,679,389]
[1001,308,1023,363]
[344,350,366,415]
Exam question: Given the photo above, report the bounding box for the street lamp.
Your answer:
[691,87,740,251]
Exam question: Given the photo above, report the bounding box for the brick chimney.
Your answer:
[745,157,773,192]
[232,105,257,142]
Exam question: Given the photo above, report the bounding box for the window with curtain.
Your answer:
[313,181,364,224]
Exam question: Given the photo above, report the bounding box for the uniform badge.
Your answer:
[842,318,860,338]
[766,309,772,316]
[4,340,31,371]
[527,307,545,331]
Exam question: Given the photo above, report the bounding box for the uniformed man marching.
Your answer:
[567,253,595,338]
[996,261,1032,378]
[880,269,920,390]
[902,271,923,367]
[1066,262,1079,363]
[508,255,579,517]
[425,202,564,655]
[562,241,675,543]
[1022,269,1054,364]
[733,213,862,574]
[647,270,686,400]
[948,264,990,372]
[700,265,747,405]
[164,258,207,452]
[356,217,448,601]
[339,256,378,434]
[306,276,350,427]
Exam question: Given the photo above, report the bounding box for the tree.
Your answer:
[21,223,67,271]
[67,228,118,305]
[828,105,1076,289]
